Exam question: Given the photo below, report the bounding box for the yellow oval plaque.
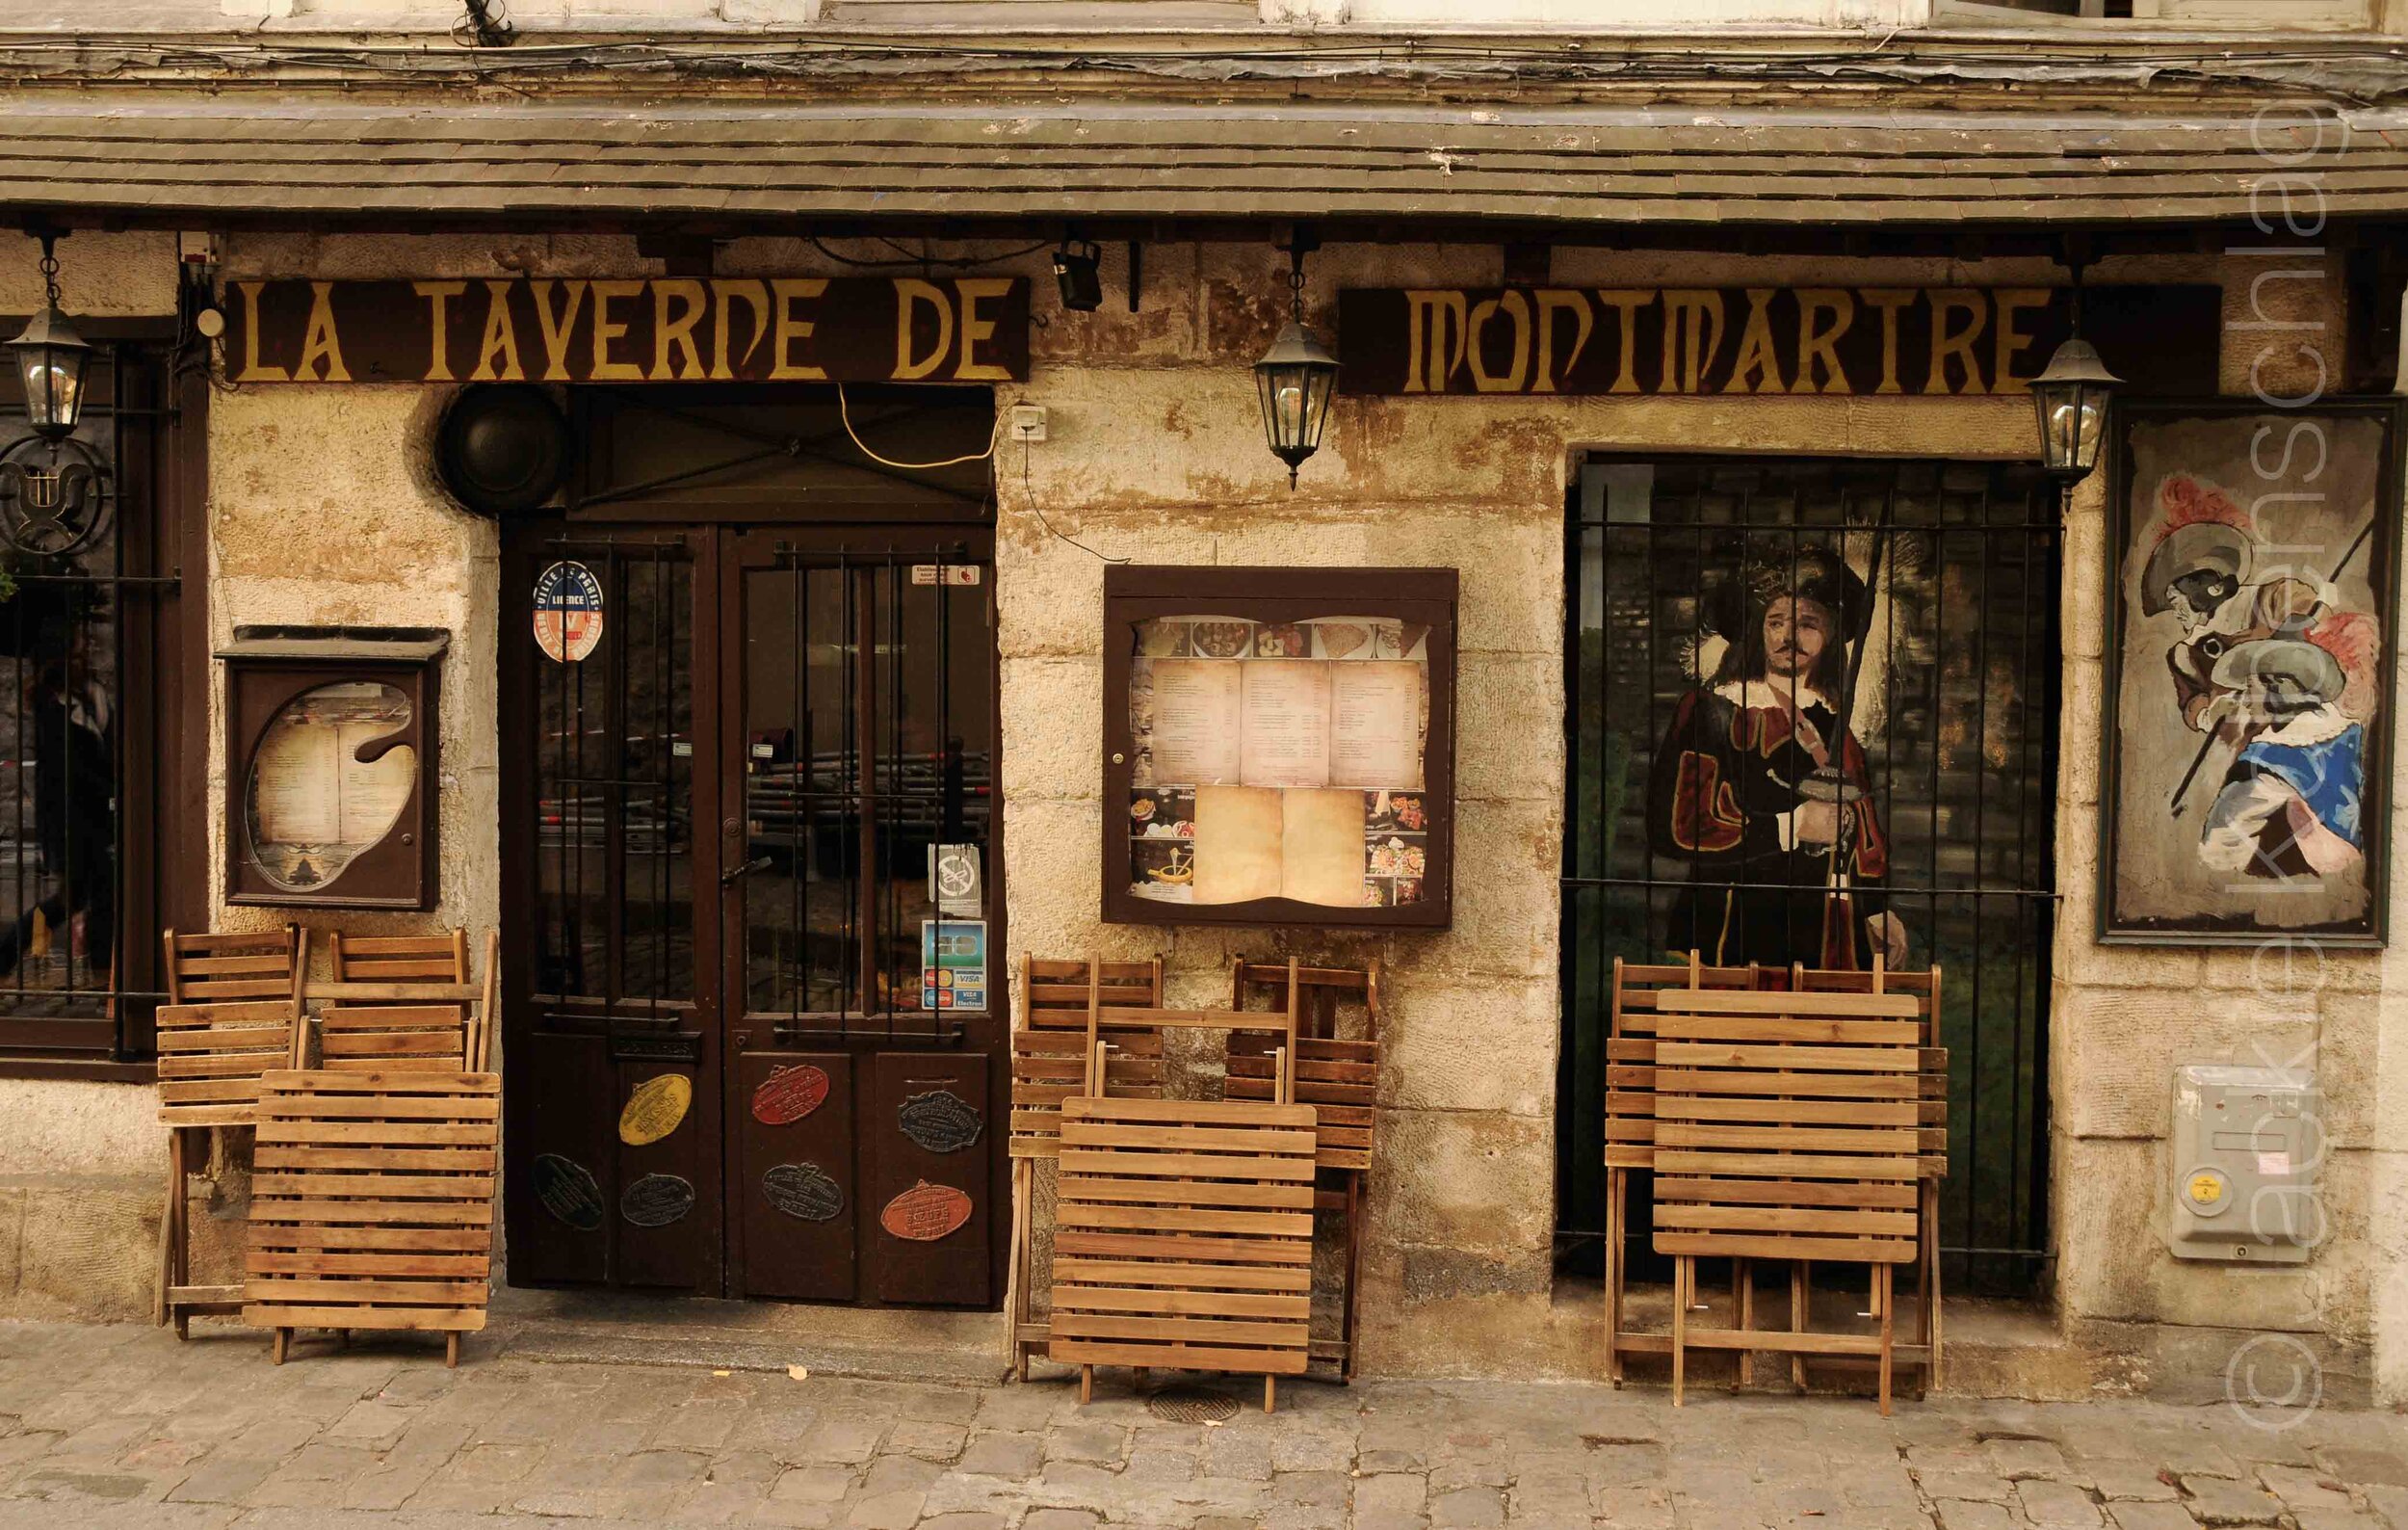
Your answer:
[619,1073,693,1147]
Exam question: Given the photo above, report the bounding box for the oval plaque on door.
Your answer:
[619,1073,693,1146]
[879,1179,972,1243]
[751,1065,830,1126]
[897,1090,982,1154]
[532,1153,605,1231]
[762,1162,845,1222]
[621,1173,696,1228]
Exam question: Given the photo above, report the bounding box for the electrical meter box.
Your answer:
[2168,1066,2321,1264]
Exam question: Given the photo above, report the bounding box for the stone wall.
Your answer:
[0,227,2394,1404]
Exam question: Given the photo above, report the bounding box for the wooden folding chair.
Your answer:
[1648,958,1938,1414]
[1228,957,1382,1381]
[1048,960,1312,1412]
[1602,953,1779,1384]
[1007,956,1165,1380]
[163,925,302,1005]
[306,929,497,1071]
[245,1068,500,1368]
[154,926,307,1338]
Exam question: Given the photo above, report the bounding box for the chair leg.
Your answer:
[1079,1365,1092,1406]
[1791,1259,1810,1393]
[1671,1257,1688,1408]
[1263,1375,1276,1414]
[1735,1257,1753,1392]
[155,1129,177,1330]
[1876,1265,1895,1417]
[271,1328,288,1366]
[1340,1170,1364,1385]
[446,1332,461,1369]
[1605,1169,1625,1388]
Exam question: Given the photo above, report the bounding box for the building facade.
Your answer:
[0,0,2403,1407]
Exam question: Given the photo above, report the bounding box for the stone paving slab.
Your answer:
[0,1321,2397,1528]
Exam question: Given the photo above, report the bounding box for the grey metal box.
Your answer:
[2168,1066,2322,1264]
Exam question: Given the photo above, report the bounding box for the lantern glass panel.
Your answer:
[17,341,81,436]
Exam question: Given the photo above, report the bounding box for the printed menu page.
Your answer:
[1329,661,1425,790]
[1149,660,1243,785]
[1239,660,1331,788]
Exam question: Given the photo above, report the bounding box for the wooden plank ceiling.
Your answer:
[1,94,2403,226]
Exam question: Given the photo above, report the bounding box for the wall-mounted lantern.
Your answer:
[1251,230,1340,489]
[8,235,92,443]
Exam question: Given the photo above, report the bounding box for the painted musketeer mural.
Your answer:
[2105,403,2398,943]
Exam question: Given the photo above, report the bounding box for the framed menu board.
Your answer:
[222,630,445,910]
[1103,567,1455,929]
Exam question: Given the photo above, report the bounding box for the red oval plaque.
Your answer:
[752,1065,831,1126]
[879,1179,972,1243]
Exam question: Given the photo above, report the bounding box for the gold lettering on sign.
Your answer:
[589,280,645,382]
[1991,288,2048,396]
[710,279,770,380]
[653,279,708,382]
[531,279,589,382]
[234,282,289,383]
[1401,291,1469,394]
[770,278,829,381]
[1467,291,1532,393]
[1859,289,1916,396]
[1596,290,1652,394]
[1531,289,1594,395]
[1724,288,1786,395]
[296,282,351,382]
[412,281,467,382]
[1661,291,1725,395]
[955,278,1013,382]
[893,279,953,382]
[1926,289,1989,396]
[470,280,524,382]
[1793,289,1855,395]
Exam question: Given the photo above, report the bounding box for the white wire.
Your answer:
[836,382,1003,470]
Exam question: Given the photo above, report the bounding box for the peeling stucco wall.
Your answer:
[0,227,2395,1403]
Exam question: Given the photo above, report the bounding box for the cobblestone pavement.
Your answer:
[0,1321,2400,1529]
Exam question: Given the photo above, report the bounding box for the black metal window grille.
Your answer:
[535,538,694,1019]
[0,341,179,1059]
[744,547,989,1045]
[1558,456,2059,1297]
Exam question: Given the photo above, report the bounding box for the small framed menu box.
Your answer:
[221,629,446,910]
[1103,566,1455,929]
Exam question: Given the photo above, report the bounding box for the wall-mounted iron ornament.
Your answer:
[0,436,110,556]
[532,1152,604,1231]
[763,1162,846,1222]
[898,1090,983,1154]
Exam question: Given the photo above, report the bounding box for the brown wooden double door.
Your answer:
[499,522,1004,1306]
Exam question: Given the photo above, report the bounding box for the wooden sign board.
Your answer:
[1336,284,2220,398]
[223,277,1030,385]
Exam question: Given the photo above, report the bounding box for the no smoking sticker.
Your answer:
[534,561,605,663]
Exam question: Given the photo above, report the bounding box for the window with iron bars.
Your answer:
[0,331,203,1069]
[1558,456,2059,1298]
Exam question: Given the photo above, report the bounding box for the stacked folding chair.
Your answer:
[154,926,307,1338]
[243,928,503,1368]
[1006,957,1165,1380]
[1046,959,1314,1411]
[1227,957,1382,1381]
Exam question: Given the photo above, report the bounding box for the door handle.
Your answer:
[721,855,774,887]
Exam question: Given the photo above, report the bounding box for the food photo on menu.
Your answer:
[1126,616,1430,908]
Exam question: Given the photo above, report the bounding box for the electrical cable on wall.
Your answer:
[834,382,1003,469]
[1015,435,1124,566]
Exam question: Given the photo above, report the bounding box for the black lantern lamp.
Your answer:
[2030,336,2120,486]
[9,236,92,443]
[2031,239,2120,487]
[1052,237,1103,313]
[1251,231,1340,489]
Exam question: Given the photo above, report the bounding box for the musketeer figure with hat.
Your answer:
[1646,544,1905,970]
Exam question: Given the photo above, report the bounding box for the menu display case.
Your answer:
[222,630,445,910]
[1103,567,1456,929]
